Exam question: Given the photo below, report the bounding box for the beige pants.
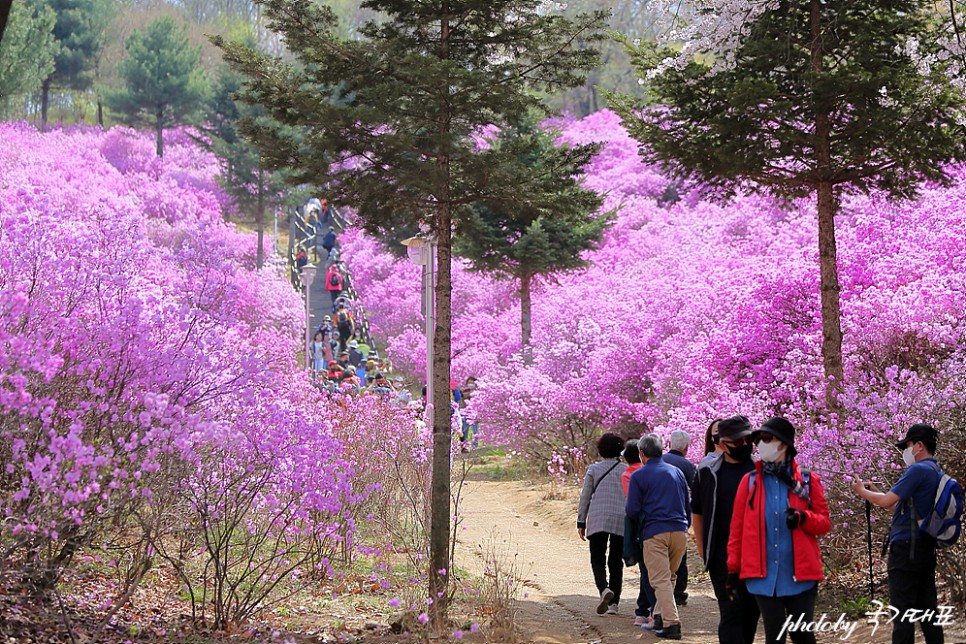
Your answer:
[642,531,687,627]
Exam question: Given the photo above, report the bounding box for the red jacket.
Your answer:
[727,459,831,582]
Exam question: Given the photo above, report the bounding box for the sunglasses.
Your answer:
[752,432,777,444]
[720,436,753,447]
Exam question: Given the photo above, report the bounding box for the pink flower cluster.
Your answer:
[345,110,966,496]
[0,123,413,585]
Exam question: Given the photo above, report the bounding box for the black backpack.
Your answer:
[329,273,339,287]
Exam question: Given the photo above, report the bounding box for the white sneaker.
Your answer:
[606,603,618,615]
[596,588,615,614]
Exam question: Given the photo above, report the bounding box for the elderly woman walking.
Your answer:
[577,433,628,616]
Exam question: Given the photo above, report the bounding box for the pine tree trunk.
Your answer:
[0,1,11,46]
[816,181,844,409]
[428,3,452,627]
[155,106,164,157]
[256,167,265,269]
[41,79,50,132]
[811,0,844,412]
[97,101,104,127]
[520,272,533,364]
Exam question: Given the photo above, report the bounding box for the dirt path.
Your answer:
[455,479,966,644]
[456,479,728,643]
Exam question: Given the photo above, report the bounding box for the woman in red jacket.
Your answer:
[727,417,831,644]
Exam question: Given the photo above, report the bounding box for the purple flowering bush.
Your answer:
[345,111,966,569]
[0,123,417,619]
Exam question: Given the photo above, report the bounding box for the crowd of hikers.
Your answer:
[577,418,962,643]
[295,200,480,449]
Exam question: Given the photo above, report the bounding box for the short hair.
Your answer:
[638,434,663,459]
[622,439,641,465]
[704,418,722,455]
[669,430,691,452]
[597,433,625,459]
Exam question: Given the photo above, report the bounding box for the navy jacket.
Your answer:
[626,455,691,540]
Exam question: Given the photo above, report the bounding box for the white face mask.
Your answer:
[757,440,785,463]
[902,446,917,467]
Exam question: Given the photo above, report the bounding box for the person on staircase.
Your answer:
[325,264,344,311]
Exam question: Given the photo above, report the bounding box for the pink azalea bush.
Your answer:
[344,111,966,553]
[0,123,415,613]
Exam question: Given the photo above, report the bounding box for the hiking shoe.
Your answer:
[636,616,655,630]
[606,603,618,615]
[652,614,663,632]
[656,623,682,640]
[675,592,688,607]
[596,588,615,615]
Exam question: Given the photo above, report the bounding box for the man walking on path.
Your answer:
[325,264,344,311]
[663,430,696,607]
[322,226,337,255]
[626,434,690,640]
[692,416,759,644]
[852,424,947,644]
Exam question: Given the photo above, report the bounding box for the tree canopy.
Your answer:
[608,0,966,410]
[457,114,611,349]
[0,0,56,108]
[103,15,208,156]
[214,0,607,621]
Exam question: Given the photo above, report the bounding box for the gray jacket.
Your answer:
[577,458,628,537]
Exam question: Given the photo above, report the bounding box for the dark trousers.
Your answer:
[636,554,657,617]
[329,289,341,310]
[674,550,688,603]
[753,584,817,644]
[888,538,944,644]
[588,532,623,604]
[708,559,759,644]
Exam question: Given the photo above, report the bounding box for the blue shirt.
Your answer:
[625,456,690,540]
[663,450,697,488]
[745,471,817,597]
[889,458,941,542]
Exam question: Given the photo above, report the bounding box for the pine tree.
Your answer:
[39,0,109,130]
[213,0,607,620]
[103,16,208,157]
[456,114,611,356]
[0,0,56,108]
[204,62,290,268]
[608,0,966,412]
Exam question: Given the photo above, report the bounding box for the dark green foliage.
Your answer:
[213,0,607,619]
[0,0,56,106]
[609,2,966,199]
[103,16,208,156]
[45,0,105,91]
[458,116,609,277]
[608,0,966,407]
[456,115,612,348]
[40,0,110,128]
[212,0,608,233]
[203,60,293,267]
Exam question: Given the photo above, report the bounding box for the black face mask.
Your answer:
[728,444,754,462]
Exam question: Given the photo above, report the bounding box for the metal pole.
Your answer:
[306,280,312,371]
[425,242,435,422]
[273,207,278,257]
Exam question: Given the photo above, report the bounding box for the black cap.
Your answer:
[895,424,938,450]
[718,415,752,440]
[758,417,796,451]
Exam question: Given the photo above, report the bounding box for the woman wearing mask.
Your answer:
[577,433,628,616]
[727,417,831,644]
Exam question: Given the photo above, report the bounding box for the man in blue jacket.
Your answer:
[626,434,690,640]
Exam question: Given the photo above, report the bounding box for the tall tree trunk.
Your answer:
[816,181,844,409]
[810,0,844,412]
[41,78,50,132]
[520,272,533,364]
[97,100,104,127]
[428,3,452,627]
[256,167,265,269]
[155,106,164,157]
